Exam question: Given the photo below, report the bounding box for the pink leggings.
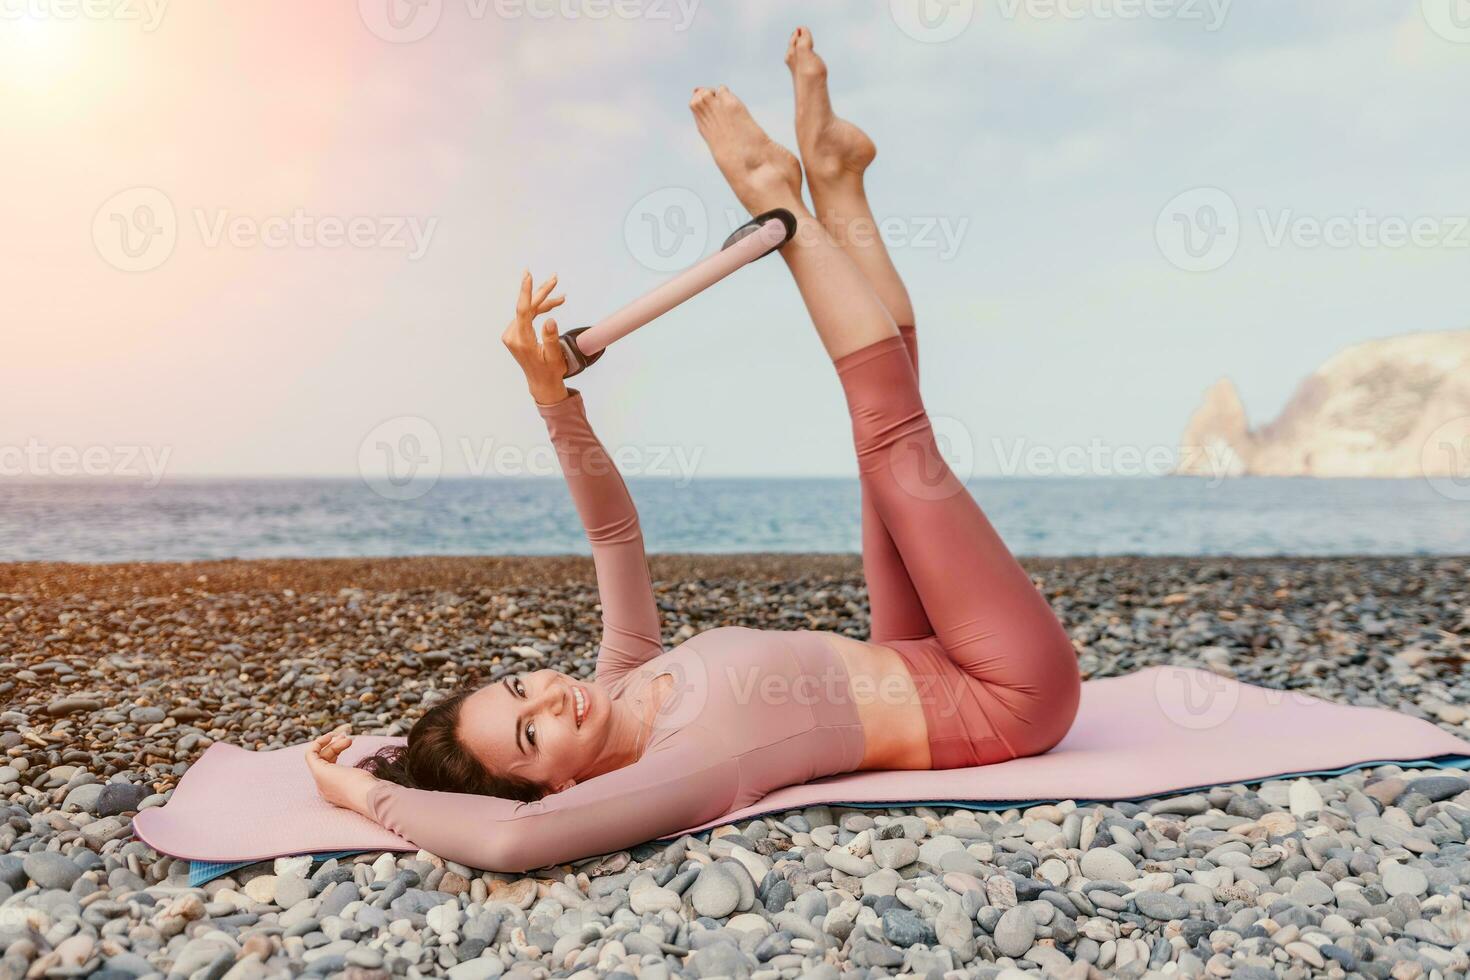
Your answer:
[836,326,1081,768]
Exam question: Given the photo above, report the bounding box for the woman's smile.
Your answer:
[571,682,588,727]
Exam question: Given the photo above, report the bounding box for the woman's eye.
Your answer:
[514,679,525,697]
[525,722,537,747]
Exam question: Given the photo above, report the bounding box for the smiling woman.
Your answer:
[303,29,1082,873]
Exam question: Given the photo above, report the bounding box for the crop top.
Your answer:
[365,388,867,872]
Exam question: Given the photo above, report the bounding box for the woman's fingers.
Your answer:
[541,319,568,374]
[306,730,352,766]
[536,294,566,315]
[530,274,558,310]
[323,735,352,763]
[515,270,533,318]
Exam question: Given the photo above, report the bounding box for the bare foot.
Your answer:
[689,85,804,216]
[786,26,876,186]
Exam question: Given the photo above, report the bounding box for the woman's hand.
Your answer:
[501,271,570,405]
[305,728,378,818]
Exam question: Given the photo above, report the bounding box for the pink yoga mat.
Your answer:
[133,666,1470,864]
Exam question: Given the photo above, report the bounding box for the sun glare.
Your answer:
[1,9,92,96]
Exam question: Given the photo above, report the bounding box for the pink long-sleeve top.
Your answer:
[366,388,867,872]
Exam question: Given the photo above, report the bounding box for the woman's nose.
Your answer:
[539,684,567,714]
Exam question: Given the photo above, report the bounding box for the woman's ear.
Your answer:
[551,777,577,794]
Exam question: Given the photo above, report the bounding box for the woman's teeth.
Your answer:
[573,686,586,727]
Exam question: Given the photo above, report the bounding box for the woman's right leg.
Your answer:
[787,27,915,334]
[785,28,930,643]
[692,86,1080,760]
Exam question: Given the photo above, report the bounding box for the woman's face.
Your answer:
[457,668,612,794]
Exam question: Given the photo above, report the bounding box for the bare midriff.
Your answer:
[816,631,932,771]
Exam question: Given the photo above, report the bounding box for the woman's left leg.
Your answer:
[690,85,1080,763]
[831,337,1081,762]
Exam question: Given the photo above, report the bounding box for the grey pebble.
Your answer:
[881,908,935,947]
[690,864,740,918]
[22,852,82,890]
[96,782,149,816]
[992,905,1038,957]
[1134,891,1190,921]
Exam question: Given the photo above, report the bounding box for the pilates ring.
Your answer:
[557,208,798,378]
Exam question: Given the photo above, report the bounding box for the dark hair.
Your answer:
[357,686,545,802]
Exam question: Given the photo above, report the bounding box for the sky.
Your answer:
[4,0,1468,482]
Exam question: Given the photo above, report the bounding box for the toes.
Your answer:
[785,26,806,65]
[786,26,819,75]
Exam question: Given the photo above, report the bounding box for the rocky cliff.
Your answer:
[1175,330,1470,478]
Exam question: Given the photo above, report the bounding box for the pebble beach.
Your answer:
[1,554,1468,980]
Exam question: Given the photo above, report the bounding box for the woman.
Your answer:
[308,28,1081,874]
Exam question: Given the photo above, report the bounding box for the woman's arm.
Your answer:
[364,737,737,872]
[536,389,666,691]
[501,272,665,691]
